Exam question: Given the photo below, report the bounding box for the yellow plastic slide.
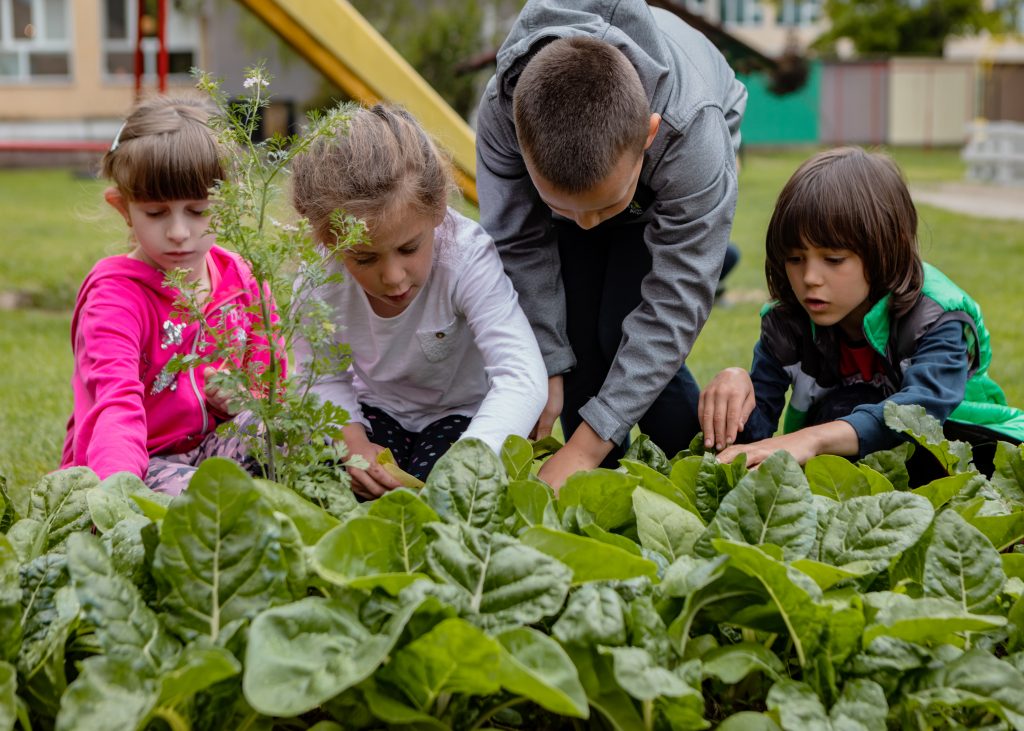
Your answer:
[236,0,478,203]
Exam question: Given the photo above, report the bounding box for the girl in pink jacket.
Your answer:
[61,94,278,495]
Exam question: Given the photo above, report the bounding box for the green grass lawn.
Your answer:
[2,148,1022,496]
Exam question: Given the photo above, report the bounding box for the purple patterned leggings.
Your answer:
[144,412,256,496]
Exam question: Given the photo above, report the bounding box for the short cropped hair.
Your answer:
[100,94,224,202]
[291,104,453,246]
[765,147,924,317]
[513,36,650,193]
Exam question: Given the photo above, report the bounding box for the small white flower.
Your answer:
[243,74,267,89]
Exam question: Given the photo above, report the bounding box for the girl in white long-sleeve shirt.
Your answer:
[292,104,547,499]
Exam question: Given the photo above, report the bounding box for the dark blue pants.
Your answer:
[556,219,701,467]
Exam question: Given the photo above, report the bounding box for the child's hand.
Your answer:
[342,423,403,499]
[531,375,564,440]
[699,367,756,451]
[717,422,859,467]
[203,366,239,418]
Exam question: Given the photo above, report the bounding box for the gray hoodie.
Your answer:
[475,0,747,445]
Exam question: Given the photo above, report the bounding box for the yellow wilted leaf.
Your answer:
[377,449,425,489]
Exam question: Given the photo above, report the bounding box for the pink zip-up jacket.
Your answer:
[61,245,283,480]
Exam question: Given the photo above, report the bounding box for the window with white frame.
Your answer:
[102,0,200,80]
[722,0,765,26]
[776,0,823,26]
[0,0,71,81]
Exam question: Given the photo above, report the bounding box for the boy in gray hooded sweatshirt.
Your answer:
[476,0,747,489]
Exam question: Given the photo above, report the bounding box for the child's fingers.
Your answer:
[533,412,555,441]
[367,462,403,491]
[350,467,389,498]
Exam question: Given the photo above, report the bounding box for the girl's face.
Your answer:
[785,243,872,339]
[105,188,215,282]
[342,208,439,318]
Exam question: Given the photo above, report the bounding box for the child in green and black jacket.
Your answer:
[700,147,1024,474]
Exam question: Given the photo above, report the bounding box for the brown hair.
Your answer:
[100,93,224,202]
[291,104,453,246]
[512,36,650,194]
[765,147,923,317]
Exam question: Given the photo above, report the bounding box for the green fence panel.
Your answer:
[737,60,821,145]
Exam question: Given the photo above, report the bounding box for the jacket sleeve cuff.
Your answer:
[544,348,576,378]
[579,397,632,446]
[839,410,896,458]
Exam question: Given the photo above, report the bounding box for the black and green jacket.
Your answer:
[741,263,1024,456]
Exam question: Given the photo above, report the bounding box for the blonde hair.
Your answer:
[100,93,224,202]
[291,104,453,245]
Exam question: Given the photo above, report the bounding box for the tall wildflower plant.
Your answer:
[165,65,366,517]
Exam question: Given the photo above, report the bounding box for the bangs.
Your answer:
[113,124,224,202]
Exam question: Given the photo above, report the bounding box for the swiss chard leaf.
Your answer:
[905,648,1024,729]
[558,469,640,532]
[884,403,973,474]
[552,583,628,648]
[152,458,294,642]
[858,443,914,492]
[520,526,658,584]
[818,492,933,569]
[501,435,535,481]
[27,468,96,553]
[696,451,816,561]
[863,592,1005,645]
[804,455,872,501]
[496,626,589,718]
[632,488,705,562]
[426,522,571,631]
[422,438,512,531]
[244,596,416,716]
[0,536,21,664]
[922,509,1005,614]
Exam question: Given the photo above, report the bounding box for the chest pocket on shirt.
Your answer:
[416,318,464,363]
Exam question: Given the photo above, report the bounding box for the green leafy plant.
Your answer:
[164,66,369,516]
[2,403,1024,729]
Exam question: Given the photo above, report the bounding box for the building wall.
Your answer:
[819,61,888,146]
[888,58,975,146]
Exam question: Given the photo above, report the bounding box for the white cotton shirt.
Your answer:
[296,208,548,454]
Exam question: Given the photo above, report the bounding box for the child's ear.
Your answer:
[643,113,662,151]
[104,187,132,225]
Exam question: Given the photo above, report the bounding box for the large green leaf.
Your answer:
[496,627,589,718]
[426,522,571,630]
[557,469,640,531]
[54,656,155,731]
[805,455,872,501]
[862,592,1005,645]
[906,649,1024,729]
[86,485,141,535]
[791,558,875,591]
[152,458,293,642]
[244,596,415,716]
[501,435,535,481]
[367,489,440,573]
[600,646,694,701]
[883,402,973,473]
[0,661,14,731]
[858,443,913,491]
[377,617,502,711]
[633,488,705,562]
[0,536,21,663]
[4,519,45,564]
[623,434,672,475]
[101,514,154,588]
[717,712,782,731]
[713,540,828,667]
[912,472,977,509]
[27,468,96,552]
[767,678,887,731]
[989,441,1024,506]
[357,680,449,730]
[508,479,559,530]
[66,532,179,675]
[701,642,785,684]
[153,641,240,712]
[965,510,1024,552]
[17,553,76,678]
[694,452,745,524]
[621,459,700,517]
[552,583,628,647]
[818,492,933,568]
[251,477,339,545]
[519,526,657,584]
[565,646,646,731]
[696,451,816,561]
[923,509,1005,614]
[422,438,511,531]
[313,516,425,593]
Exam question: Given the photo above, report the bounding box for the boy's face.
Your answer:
[525,113,660,230]
[785,242,872,340]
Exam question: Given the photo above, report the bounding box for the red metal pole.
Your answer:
[157,0,168,93]
[134,0,145,97]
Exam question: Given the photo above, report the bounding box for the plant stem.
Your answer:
[468,697,527,731]
[152,707,191,731]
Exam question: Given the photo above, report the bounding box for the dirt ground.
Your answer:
[910,182,1024,221]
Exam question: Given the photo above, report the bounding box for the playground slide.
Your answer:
[235,0,478,203]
